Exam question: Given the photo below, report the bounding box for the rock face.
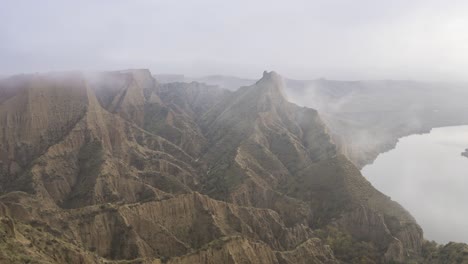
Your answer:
[0,69,452,263]
[176,75,468,168]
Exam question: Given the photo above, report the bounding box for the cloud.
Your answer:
[1,0,468,81]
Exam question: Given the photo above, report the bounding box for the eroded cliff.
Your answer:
[0,70,445,263]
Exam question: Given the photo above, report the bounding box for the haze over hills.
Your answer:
[156,74,468,168]
[0,70,464,263]
[0,69,466,263]
[155,74,255,92]
[3,1,468,263]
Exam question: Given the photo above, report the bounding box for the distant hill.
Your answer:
[155,74,256,91]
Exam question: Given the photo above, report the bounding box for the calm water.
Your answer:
[362,126,468,244]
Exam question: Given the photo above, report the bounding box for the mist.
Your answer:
[3,0,468,245]
[4,1,468,262]
[2,0,468,81]
[279,78,468,244]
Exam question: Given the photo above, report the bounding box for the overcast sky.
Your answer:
[2,0,468,81]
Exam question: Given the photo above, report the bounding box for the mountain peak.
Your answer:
[253,70,286,102]
[261,70,281,82]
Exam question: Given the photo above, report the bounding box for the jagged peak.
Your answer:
[261,70,280,81]
[253,70,287,101]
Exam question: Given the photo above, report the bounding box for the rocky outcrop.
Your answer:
[277,238,338,264]
[0,209,100,264]
[0,69,445,263]
[0,73,89,194]
[0,191,335,263]
[167,236,281,264]
[197,71,425,262]
[160,75,468,168]
[167,236,339,264]
[462,149,468,158]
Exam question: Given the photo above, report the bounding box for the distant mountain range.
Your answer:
[0,70,466,263]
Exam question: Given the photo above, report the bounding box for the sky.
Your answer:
[1,0,468,81]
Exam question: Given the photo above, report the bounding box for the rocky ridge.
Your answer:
[170,75,468,168]
[0,69,462,263]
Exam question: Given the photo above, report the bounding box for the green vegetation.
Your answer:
[77,140,104,173]
[143,103,169,135]
[0,163,35,195]
[422,241,468,264]
[315,226,381,264]
[0,219,90,264]
[62,139,104,208]
[76,139,105,190]
[140,172,189,196]
[143,103,186,146]
[203,161,245,200]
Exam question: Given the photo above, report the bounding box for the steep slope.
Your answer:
[3,72,201,209]
[0,190,337,263]
[0,73,91,195]
[88,70,230,158]
[0,70,337,263]
[173,74,468,168]
[196,71,423,263]
[0,69,457,263]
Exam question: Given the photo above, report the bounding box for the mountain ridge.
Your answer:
[0,69,465,263]
[159,74,468,168]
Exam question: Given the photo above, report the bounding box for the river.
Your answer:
[362,125,468,244]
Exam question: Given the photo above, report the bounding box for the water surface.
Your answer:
[362,125,468,244]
